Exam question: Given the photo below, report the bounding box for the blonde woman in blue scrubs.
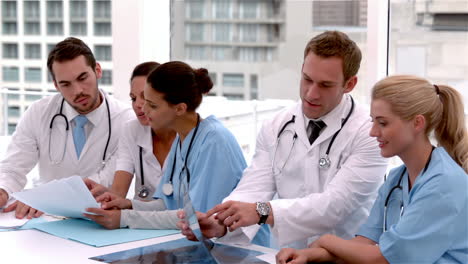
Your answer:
[276,75,468,264]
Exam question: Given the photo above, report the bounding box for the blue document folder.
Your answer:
[31,218,179,247]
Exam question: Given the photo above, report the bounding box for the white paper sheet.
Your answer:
[11,176,99,219]
[0,211,29,229]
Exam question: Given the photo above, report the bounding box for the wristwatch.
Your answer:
[256,202,270,225]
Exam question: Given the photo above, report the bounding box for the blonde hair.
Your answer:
[372,75,468,173]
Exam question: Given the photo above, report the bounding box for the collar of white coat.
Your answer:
[294,94,353,147]
[63,90,108,127]
[135,121,153,150]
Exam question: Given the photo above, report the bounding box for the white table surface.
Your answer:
[0,228,277,264]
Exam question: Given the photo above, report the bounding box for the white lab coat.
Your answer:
[219,95,388,247]
[115,119,167,200]
[0,91,133,196]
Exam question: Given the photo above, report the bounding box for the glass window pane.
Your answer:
[186,23,204,42]
[2,22,17,34]
[25,43,41,59]
[94,0,111,19]
[213,0,231,19]
[100,70,112,85]
[25,22,40,35]
[186,0,204,19]
[186,46,207,60]
[70,0,87,19]
[25,67,42,82]
[94,22,111,36]
[223,73,244,87]
[47,1,63,19]
[24,1,40,19]
[71,22,87,35]
[312,0,366,27]
[47,22,63,35]
[2,43,18,59]
[8,123,16,135]
[213,23,230,42]
[94,45,112,61]
[240,0,258,19]
[2,1,17,19]
[2,66,19,82]
[7,106,20,118]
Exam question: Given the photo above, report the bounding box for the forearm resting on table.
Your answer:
[319,235,388,264]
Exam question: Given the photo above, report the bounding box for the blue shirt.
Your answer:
[357,147,468,263]
[154,115,246,213]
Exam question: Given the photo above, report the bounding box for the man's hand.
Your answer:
[3,201,43,219]
[83,208,121,229]
[276,248,309,264]
[83,178,108,197]
[177,211,227,241]
[0,189,8,208]
[206,201,259,231]
[96,192,132,210]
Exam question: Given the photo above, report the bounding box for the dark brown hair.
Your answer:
[304,31,362,82]
[146,61,213,111]
[47,37,96,81]
[130,61,160,82]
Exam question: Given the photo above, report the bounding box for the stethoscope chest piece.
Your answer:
[138,186,150,199]
[319,155,331,169]
[162,183,174,196]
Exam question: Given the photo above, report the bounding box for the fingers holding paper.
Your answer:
[96,192,132,210]
[84,207,121,229]
[3,200,43,219]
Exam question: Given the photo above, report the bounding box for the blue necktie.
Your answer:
[308,120,326,145]
[73,115,88,158]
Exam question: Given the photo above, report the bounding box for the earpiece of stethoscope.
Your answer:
[162,183,174,196]
[138,186,150,199]
[319,155,331,169]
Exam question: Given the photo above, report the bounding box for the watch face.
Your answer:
[257,202,270,216]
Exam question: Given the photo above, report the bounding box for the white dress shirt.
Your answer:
[115,119,167,201]
[0,91,133,196]
[219,95,388,247]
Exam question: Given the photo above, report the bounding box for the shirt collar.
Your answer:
[302,94,351,133]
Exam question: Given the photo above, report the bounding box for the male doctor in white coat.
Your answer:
[179,31,388,248]
[0,37,132,218]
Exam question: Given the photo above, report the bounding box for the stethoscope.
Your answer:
[272,96,355,174]
[383,147,434,232]
[137,146,150,199]
[162,114,201,196]
[48,95,111,167]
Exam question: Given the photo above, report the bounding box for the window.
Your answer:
[71,22,87,35]
[250,74,258,99]
[94,22,111,36]
[25,89,43,101]
[25,22,40,35]
[223,93,244,100]
[8,123,16,135]
[213,23,231,42]
[2,1,17,19]
[209,72,217,85]
[6,88,19,101]
[7,106,20,118]
[25,44,41,59]
[240,0,258,19]
[94,45,112,61]
[186,46,207,60]
[47,1,63,19]
[70,0,87,19]
[186,23,204,42]
[240,24,258,42]
[186,0,204,19]
[2,22,17,34]
[213,47,233,61]
[223,73,244,87]
[47,22,63,35]
[2,43,18,59]
[94,0,111,19]
[25,67,42,83]
[312,0,367,28]
[2,66,19,82]
[24,1,40,19]
[100,70,112,85]
[213,0,231,19]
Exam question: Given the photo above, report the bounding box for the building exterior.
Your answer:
[170,0,368,101]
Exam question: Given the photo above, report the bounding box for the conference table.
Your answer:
[0,227,278,264]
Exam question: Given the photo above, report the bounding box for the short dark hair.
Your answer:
[304,31,362,82]
[130,61,160,82]
[47,37,96,81]
[146,61,213,112]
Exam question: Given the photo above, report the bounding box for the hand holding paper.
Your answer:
[12,175,100,219]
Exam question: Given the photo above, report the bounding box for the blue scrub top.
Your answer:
[357,147,468,263]
[154,115,246,212]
